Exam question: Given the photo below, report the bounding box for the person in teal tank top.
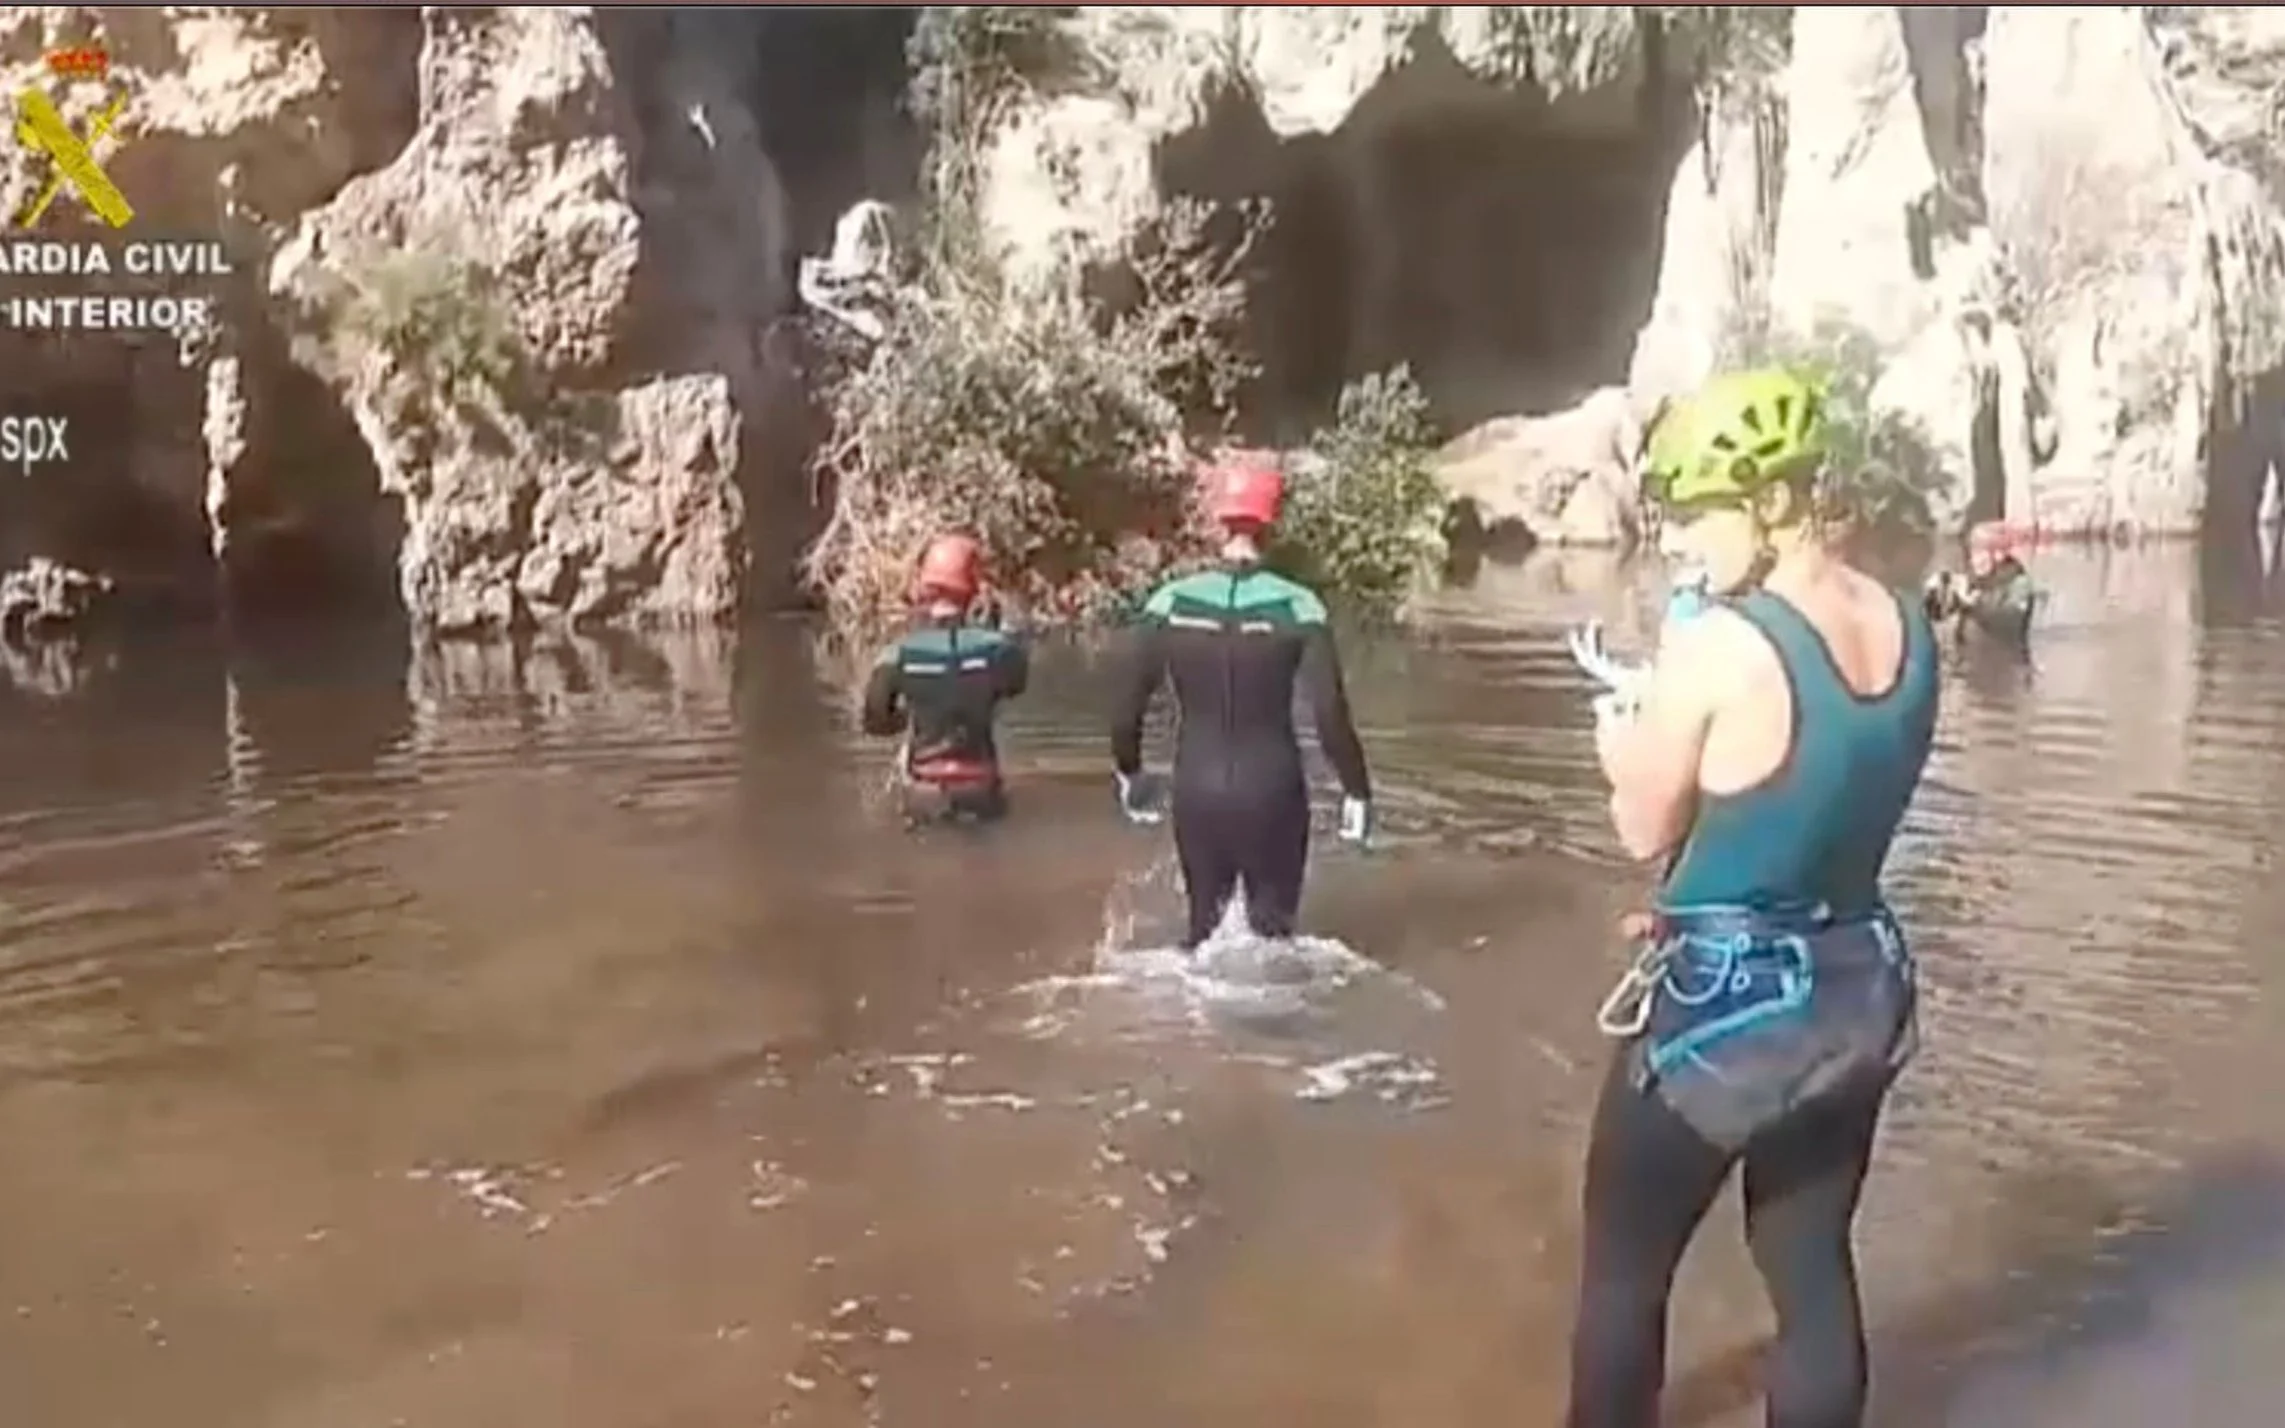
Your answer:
[1656,581,1937,913]
[1564,369,1940,1428]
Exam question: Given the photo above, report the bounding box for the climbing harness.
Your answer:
[1597,901,1916,1151]
[1597,904,1824,1040]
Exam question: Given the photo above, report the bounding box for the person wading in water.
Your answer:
[1922,519,2039,650]
[1569,368,1940,1428]
[1108,455,1374,948]
[861,532,1028,828]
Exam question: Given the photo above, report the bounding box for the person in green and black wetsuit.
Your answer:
[862,532,1028,828]
[1109,456,1374,949]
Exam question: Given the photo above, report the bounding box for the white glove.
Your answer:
[1114,770,1165,825]
[1338,795,1373,846]
[1568,620,1651,697]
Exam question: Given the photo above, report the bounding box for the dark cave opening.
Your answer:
[626,5,924,610]
[216,315,402,625]
[744,6,924,265]
[1155,26,1701,443]
[2197,368,2285,622]
[739,5,923,609]
[0,323,404,640]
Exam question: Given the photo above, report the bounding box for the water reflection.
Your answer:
[0,544,2280,1424]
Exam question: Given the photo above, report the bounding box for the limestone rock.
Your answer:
[270,7,778,630]
[1433,387,1641,548]
[975,6,1649,297]
[201,352,250,560]
[1985,6,2285,538]
[0,6,422,600]
[0,6,420,237]
[1765,7,1951,352]
[512,375,747,628]
[1626,5,2285,545]
[0,555,117,697]
[1234,6,1646,138]
[1627,95,1786,402]
[1748,8,2009,525]
[0,556,113,636]
[25,0,2285,626]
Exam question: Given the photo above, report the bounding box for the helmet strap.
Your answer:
[1716,497,1786,597]
[1732,468,1836,592]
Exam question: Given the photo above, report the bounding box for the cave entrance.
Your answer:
[2197,367,2285,620]
[216,314,402,626]
[1158,34,1698,442]
[744,6,922,262]
[737,4,922,608]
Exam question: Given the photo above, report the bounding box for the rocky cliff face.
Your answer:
[265,7,781,631]
[1,4,913,637]
[976,6,1686,437]
[0,6,423,612]
[6,6,2285,639]
[978,5,2285,551]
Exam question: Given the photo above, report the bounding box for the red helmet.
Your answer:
[1205,456,1285,529]
[914,532,984,602]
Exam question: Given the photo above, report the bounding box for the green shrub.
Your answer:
[1722,320,1945,540]
[801,197,1258,650]
[311,245,524,413]
[1270,366,1447,617]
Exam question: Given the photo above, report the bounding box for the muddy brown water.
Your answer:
[4,546,2285,1427]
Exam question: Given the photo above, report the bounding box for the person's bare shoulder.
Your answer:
[1838,565,1901,612]
[1661,601,1779,711]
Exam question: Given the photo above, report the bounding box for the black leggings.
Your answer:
[1171,790,1310,947]
[1567,1052,1889,1428]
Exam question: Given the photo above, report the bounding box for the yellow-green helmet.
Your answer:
[1661,366,1827,507]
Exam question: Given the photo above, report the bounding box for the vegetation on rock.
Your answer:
[1270,367,1448,618]
[799,194,1254,651]
[805,6,1462,652]
[306,245,524,414]
[294,237,629,480]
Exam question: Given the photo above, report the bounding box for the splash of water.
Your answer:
[1014,853,1439,1019]
[984,852,1450,1113]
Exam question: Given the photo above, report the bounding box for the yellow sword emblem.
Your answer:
[14,86,132,229]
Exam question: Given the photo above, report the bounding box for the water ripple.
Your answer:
[0,549,2279,1424]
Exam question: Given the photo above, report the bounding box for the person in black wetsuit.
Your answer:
[1922,519,2038,650]
[861,532,1028,828]
[1108,456,1374,948]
